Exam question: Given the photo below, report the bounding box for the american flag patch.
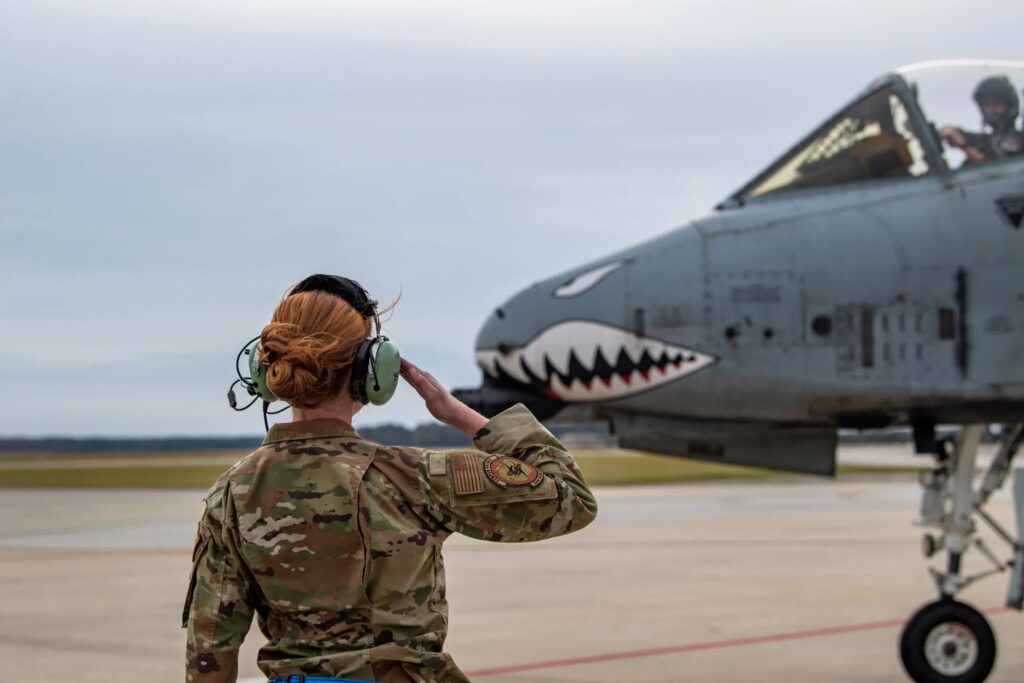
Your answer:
[452,453,485,495]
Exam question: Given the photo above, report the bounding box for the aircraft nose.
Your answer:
[459,224,710,414]
[474,284,540,360]
[472,257,635,387]
[452,283,565,418]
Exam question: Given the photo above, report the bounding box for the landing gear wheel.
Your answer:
[900,600,996,683]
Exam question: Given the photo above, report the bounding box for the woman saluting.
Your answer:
[183,274,598,682]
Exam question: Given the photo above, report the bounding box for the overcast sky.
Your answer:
[2,0,1022,436]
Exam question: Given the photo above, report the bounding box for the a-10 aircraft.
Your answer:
[454,60,1024,683]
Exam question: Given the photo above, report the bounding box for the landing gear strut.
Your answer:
[900,423,1024,683]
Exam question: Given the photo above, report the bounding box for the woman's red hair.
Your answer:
[259,291,371,409]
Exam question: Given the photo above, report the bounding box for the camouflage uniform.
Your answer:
[183,403,598,682]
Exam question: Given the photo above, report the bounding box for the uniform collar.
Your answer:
[262,418,360,444]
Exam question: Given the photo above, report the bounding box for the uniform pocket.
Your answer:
[181,532,211,627]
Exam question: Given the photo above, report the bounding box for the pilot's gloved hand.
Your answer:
[940,126,967,147]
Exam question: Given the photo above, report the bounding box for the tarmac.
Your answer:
[1,449,1022,682]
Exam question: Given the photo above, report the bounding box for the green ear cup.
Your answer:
[366,339,401,406]
[248,343,278,403]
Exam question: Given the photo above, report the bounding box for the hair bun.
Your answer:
[259,322,327,404]
[256,292,373,408]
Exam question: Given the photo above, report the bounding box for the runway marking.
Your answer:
[236,607,1015,682]
[465,607,1014,677]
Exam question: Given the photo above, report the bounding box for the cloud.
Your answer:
[3,0,1021,433]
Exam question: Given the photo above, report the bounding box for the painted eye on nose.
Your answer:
[553,261,626,299]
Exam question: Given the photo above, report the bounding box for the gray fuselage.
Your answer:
[471,157,1024,430]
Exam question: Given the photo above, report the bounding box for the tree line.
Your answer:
[0,422,471,454]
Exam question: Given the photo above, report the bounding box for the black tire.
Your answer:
[900,600,996,683]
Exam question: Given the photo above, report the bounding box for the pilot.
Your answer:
[182,274,598,682]
[940,75,1024,164]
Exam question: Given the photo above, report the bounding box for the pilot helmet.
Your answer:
[972,76,1020,132]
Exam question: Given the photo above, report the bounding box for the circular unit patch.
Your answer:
[484,456,543,488]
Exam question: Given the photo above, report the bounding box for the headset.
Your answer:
[227,274,401,429]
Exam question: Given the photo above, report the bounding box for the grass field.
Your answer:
[0,449,918,489]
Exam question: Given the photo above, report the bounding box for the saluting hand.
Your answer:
[400,359,488,438]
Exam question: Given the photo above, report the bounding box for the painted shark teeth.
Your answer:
[476,321,716,402]
[475,350,501,378]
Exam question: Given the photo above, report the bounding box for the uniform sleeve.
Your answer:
[421,403,598,542]
[960,129,990,150]
[183,473,256,683]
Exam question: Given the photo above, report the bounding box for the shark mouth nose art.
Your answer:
[475,321,717,401]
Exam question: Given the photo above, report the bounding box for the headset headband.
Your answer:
[288,274,378,319]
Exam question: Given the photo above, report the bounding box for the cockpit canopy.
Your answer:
[729,60,1024,203]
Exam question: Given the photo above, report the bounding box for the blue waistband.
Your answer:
[269,677,373,683]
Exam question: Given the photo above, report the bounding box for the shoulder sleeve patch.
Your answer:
[452,452,485,495]
[484,455,543,488]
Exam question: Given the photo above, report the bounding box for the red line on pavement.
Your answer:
[466,607,1013,677]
